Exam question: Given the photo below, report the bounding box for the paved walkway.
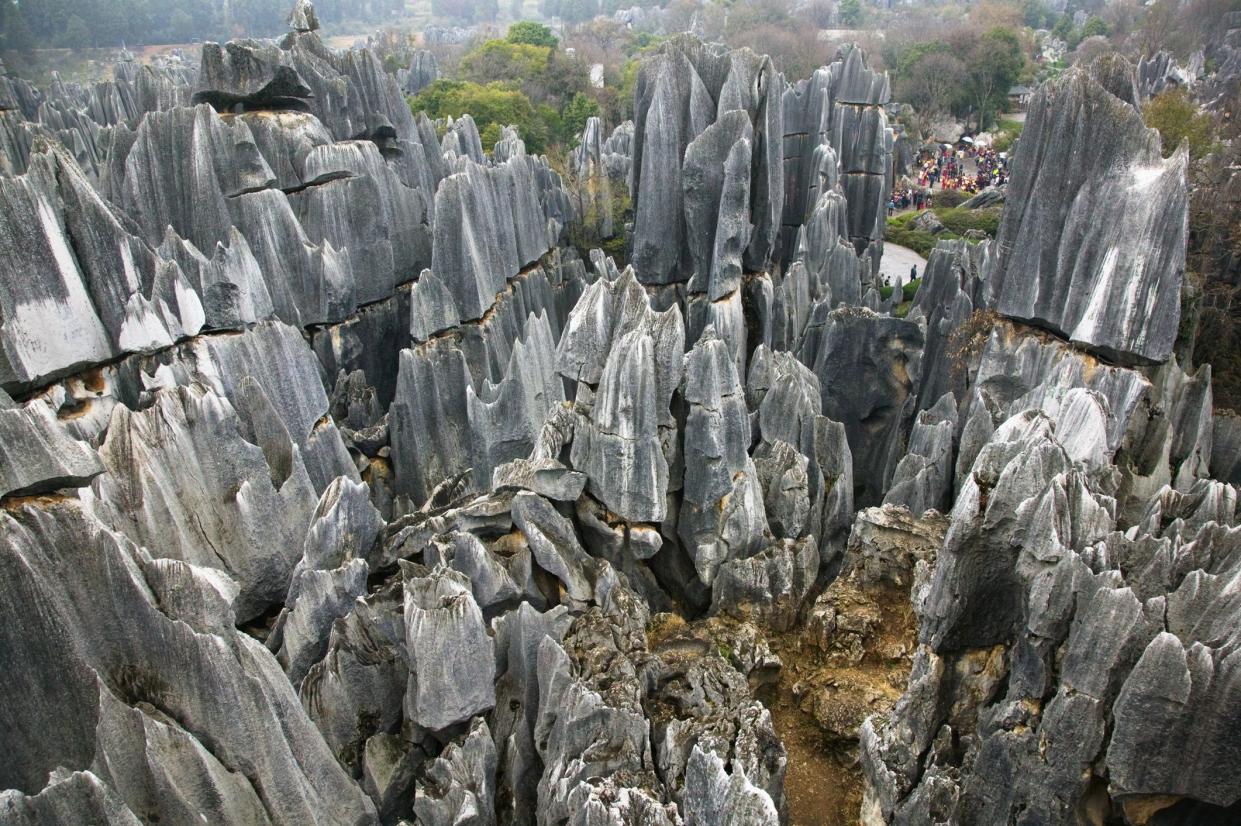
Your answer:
[879,243,927,290]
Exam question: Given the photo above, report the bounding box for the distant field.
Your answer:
[10,18,412,85]
[7,45,201,85]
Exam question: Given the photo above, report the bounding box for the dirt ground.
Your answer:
[770,691,864,826]
[764,581,919,826]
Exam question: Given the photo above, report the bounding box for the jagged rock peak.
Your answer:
[986,57,1188,364]
[404,50,440,96]
[631,35,784,284]
[289,0,320,32]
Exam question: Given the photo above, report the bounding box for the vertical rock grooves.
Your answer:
[1,7,1236,825]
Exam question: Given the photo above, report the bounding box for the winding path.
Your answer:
[879,242,927,289]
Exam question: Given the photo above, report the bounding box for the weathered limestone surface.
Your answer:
[0,501,377,825]
[781,45,892,266]
[430,156,555,322]
[2,18,1232,826]
[0,392,103,499]
[986,63,1188,364]
[861,387,1241,824]
[798,306,924,505]
[631,36,783,285]
[402,50,439,96]
[87,383,320,622]
[679,327,768,584]
[559,268,685,522]
[0,143,204,393]
[403,565,496,731]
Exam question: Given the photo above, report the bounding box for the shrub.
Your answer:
[932,189,969,208]
[507,21,558,49]
[1143,87,1219,161]
[459,38,590,111]
[936,207,1002,236]
[460,40,554,86]
[992,117,1024,153]
[410,80,552,153]
[561,93,600,144]
[883,226,941,258]
[599,234,629,267]
[902,278,921,303]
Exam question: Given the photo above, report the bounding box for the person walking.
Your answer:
[910,264,918,282]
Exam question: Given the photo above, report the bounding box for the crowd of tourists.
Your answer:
[888,141,1011,215]
[889,188,934,212]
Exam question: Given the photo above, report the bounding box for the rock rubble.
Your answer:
[0,15,1230,826]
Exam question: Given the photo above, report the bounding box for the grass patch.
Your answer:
[884,224,947,258]
[935,207,1002,236]
[993,117,1024,153]
[878,278,920,313]
[884,207,1003,257]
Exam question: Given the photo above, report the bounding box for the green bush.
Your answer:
[883,226,941,258]
[1143,87,1219,161]
[460,40,555,85]
[599,235,629,267]
[410,80,552,153]
[902,278,921,303]
[507,21,558,49]
[561,93,601,144]
[993,117,1024,153]
[879,279,919,313]
[885,206,1002,258]
[932,189,969,208]
[936,207,1002,236]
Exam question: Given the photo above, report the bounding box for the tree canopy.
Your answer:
[889,25,1027,130]
[1144,87,1220,161]
[411,79,556,153]
[507,21,558,49]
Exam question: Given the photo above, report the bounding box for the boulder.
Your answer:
[403,565,496,731]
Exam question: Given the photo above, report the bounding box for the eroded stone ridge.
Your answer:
[0,18,1229,826]
[987,65,1188,364]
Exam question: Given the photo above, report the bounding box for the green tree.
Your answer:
[1080,16,1109,39]
[459,39,590,108]
[0,1,35,52]
[839,0,862,27]
[725,0,791,33]
[895,49,968,115]
[1143,87,1219,161]
[461,40,555,85]
[561,92,600,142]
[1021,0,1057,29]
[169,9,195,42]
[558,0,601,23]
[965,27,1025,130]
[507,20,558,49]
[411,79,554,153]
[1052,14,1074,42]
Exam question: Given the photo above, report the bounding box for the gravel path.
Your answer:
[879,242,928,289]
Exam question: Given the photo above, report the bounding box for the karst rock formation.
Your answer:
[0,6,1236,825]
